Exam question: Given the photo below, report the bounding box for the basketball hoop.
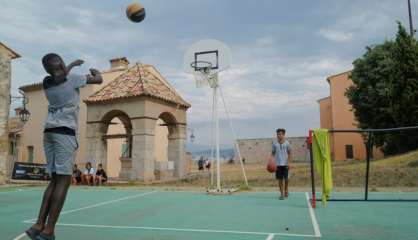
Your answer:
[190,61,218,88]
[183,39,248,192]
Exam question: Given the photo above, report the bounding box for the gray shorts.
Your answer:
[43,132,78,176]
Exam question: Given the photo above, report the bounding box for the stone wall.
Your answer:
[0,53,11,184]
[237,136,309,164]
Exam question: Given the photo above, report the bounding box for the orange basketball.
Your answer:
[126,2,146,23]
[266,158,276,173]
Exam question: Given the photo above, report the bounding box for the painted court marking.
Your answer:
[13,233,26,240]
[305,192,322,237]
[14,191,158,240]
[15,191,321,239]
[266,233,275,240]
[42,222,319,238]
[22,190,158,223]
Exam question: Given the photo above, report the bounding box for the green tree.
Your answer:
[346,22,418,155]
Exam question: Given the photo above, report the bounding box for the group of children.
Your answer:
[72,162,108,186]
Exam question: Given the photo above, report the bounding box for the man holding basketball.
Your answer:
[271,128,292,200]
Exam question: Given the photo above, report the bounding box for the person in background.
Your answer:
[271,128,292,200]
[198,156,204,171]
[83,162,95,185]
[205,158,211,171]
[71,164,82,185]
[95,164,108,185]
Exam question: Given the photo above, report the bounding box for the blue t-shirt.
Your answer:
[43,73,87,131]
[272,139,292,166]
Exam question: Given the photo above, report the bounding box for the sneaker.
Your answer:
[36,232,55,240]
[279,196,285,200]
[25,227,41,240]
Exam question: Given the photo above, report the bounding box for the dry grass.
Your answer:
[124,150,418,192]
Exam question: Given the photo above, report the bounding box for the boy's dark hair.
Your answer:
[98,164,103,167]
[276,128,286,134]
[42,53,62,70]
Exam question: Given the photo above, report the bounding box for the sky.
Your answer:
[1,0,417,148]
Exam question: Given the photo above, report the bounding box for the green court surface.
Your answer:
[0,187,417,240]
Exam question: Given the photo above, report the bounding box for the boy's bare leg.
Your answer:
[285,179,289,197]
[278,179,284,198]
[31,173,57,231]
[41,174,72,236]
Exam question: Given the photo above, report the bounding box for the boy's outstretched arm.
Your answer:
[66,59,84,73]
[86,68,103,84]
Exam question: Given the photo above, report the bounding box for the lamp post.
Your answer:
[10,90,30,173]
[187,128,195,143]
[10,90,30,123]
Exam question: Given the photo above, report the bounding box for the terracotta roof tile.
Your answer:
[85,64,191,108]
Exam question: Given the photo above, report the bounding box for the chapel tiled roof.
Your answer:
[84,64,190,108]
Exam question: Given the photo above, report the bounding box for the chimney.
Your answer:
[109,57,129,70]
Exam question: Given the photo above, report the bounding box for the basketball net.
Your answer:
[192,70,218,89]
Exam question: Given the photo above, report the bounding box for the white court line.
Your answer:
[305,192,322,237]
[22,190,158,223]
[266,233,275,240]
[13,233,26,240]
[46,222,318,238]
[0,188,42,194]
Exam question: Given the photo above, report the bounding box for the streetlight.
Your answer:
[10,90,30,123]
[188,128,195,142]
[9,90,30,176]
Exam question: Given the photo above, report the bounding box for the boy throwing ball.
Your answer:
[25,53,102,240]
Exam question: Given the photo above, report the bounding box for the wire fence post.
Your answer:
[365,132,373,201]
[308,129,316,208]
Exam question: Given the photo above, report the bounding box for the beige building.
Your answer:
[0,42,20,184]
[16,57,191,181]
[318,71,382,161]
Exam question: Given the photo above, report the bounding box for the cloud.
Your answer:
[319,29,353,42]
[3,0,409,146]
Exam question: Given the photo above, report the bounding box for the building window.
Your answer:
[345,145,353,159]
[27,146,34,163]
[9,141,14,155]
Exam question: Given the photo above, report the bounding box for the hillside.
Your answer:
[140,150,418,191]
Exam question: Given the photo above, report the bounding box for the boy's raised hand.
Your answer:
[72,59,84,66]
[66,59,84,74]
[89,68,100,76]
[87,68,103,84]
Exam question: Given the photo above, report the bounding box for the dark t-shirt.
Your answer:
[73,169,82,178]
[96,169,107,179]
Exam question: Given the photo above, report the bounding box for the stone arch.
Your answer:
[100,110,133,178]
[154,111,179,180]
[101,110,133,135]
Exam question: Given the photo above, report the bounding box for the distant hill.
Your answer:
[190,148,235,161]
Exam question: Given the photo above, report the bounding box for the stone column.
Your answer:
[85,122,107,170]
[131,118,156,181]
[169,124,187,178]
[0,54,11,184]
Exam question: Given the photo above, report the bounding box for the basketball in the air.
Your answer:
[267,158,276,173]
[126,2,146,23]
